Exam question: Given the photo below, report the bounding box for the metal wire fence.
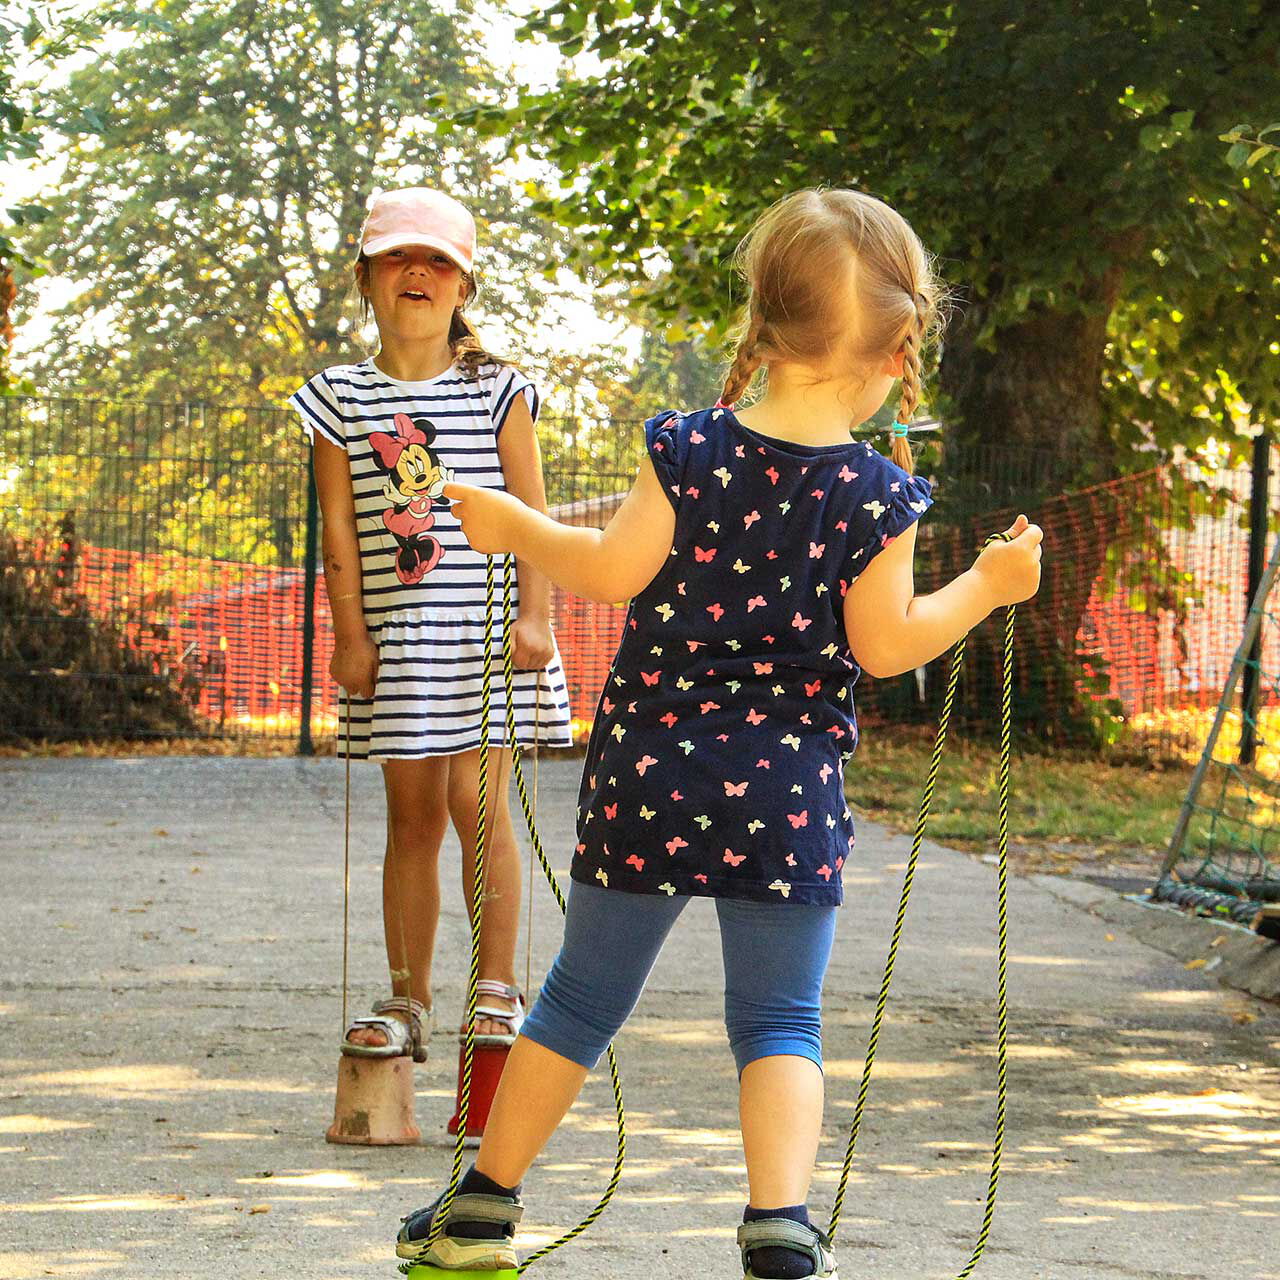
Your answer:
[1,393,1274,762]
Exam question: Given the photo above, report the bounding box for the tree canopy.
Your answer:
[7,0,1278,483]
[449,0,1279,480]
[2,3,165,388]
[13,0,579,406]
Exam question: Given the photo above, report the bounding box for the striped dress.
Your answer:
[288,357,574,760]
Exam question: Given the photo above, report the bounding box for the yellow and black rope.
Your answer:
[826,529,1014,1279]
[419,529,1016,1276]
[419,551,628,1272]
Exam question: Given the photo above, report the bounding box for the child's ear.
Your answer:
[884,346,906,378]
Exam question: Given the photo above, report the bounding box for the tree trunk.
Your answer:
[931,281,1133,748]
[0,262,15,388]
[938,294,1115,495]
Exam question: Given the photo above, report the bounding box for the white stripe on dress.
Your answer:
[288,357,575,760]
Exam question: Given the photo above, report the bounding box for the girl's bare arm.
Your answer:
[494,392,553,620]
[446,452,677,606]
[312,437,369,641]
[843,518,1039,678]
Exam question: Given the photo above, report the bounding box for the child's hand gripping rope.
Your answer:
[974,513,1043,606]
[330,635,379,700]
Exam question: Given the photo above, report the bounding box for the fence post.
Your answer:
[299,460,319,756]
[1240,429,1272,766]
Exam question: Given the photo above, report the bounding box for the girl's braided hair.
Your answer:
[720,188,951,476]
[351,251,514,381]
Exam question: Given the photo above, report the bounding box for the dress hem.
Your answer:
[569,863,844,907]
[340,732,575,762]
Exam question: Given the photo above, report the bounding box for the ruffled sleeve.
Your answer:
[845,455,935,581]
[287,369,346,450]
[489,364,541,437]
[644,409,685,514]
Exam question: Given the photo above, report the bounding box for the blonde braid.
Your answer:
[719,311,767,408]
[890,298,924,476]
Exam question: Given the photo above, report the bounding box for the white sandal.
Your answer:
[461,980,526,1047]
[342,995,434,1063]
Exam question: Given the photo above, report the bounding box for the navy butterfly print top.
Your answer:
[571,403,935,906]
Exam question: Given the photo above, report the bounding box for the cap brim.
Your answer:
[360,233,471,272]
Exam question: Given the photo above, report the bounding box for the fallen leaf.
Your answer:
[249,1204,270,1215]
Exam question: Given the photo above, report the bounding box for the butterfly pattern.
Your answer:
[572,404,935,906]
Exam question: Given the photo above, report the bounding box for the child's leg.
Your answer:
[740,1057,825,1206]
[471,1036,589,1186]
[447,745,522,1037]
[475,879,687,1186]
[347,757,450,1049]
[397,882,686,1266]
[718,898,837,1206]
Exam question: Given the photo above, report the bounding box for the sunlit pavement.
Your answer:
[1,756,1277,1279]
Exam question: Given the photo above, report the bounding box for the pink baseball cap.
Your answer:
[357,187,476,272]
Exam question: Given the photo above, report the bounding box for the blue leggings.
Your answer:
[519,880,838,1075]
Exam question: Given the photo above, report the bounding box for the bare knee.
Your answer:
[389,827,445,867]
[447,748,514,835]
[387,802,448,859]
[448,769,513,839]
[382,758,450,860]
[448,799,514,849]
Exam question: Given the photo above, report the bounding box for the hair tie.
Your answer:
[890,420,910,438]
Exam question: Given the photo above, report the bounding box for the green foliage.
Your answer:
[0,516,203,742]
[1221,121,1280,175]
[438,0,1278,469]
[592,328,723,421]
[1,4,164,269]
[12,0,575,409]
[2,3,169,393]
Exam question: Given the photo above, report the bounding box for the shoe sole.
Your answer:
[341,1045,412,1058]
[396,1235,518,1271]
[745,1269,838,1280]
[400,1267,518,1279]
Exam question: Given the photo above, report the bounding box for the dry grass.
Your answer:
[845,722,1196,879]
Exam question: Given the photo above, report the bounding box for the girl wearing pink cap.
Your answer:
[288,187,574,1066]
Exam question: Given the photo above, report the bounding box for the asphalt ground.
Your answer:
[1,755,1278,1280]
